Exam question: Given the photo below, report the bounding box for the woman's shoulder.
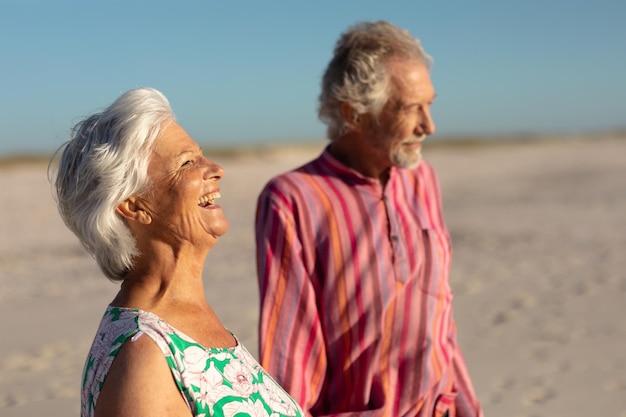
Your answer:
[90,324,190,417]
[81,305,184,416]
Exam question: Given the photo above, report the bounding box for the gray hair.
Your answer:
[50,87,175,281]
[318,20,433,141]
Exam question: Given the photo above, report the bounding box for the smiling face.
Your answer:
[366,59,437,169]
[139,121,228,249]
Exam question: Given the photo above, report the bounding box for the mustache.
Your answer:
[401,135,425,144]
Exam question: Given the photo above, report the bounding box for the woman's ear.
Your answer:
[116,197,152,225]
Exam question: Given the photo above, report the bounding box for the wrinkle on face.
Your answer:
[367,59,436,169]
[138,122,228,248]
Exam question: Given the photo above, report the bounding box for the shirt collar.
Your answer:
[319,145,398,187]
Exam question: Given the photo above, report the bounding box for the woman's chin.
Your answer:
[203,217,229,240]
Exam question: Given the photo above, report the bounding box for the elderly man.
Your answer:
[255,21,483,417]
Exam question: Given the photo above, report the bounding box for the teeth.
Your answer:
[198,192,221,206]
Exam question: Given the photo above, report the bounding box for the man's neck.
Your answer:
[328,136,391,186]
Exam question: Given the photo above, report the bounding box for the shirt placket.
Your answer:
[382,190,408,282]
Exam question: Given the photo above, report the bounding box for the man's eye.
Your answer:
[182,160,192,167]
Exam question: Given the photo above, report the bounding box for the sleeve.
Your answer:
[424,162,483,417]
[451,331,484,417]
[255,182,328,415]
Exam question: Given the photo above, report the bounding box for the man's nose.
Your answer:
[416,109,435,136]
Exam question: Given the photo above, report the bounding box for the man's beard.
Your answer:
[368,117,424,170]
[389,136,424,169]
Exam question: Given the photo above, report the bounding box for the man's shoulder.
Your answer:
[405,159,439,181]
[419,159,441,182]
[263,156,328,192]
[392,160,442,195]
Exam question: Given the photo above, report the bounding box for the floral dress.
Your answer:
[81,305,304,417]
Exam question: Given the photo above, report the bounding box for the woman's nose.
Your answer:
[203,159,224,180]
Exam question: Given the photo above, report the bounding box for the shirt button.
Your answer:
[391,235,399,242]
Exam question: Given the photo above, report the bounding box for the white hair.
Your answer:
[49,87,175,280]
[318,20,433,141]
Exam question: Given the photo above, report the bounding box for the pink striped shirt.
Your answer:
[255,148,482,417]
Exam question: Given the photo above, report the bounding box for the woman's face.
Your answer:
[139,121,228,249]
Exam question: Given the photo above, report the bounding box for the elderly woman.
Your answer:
[52,87,304,417]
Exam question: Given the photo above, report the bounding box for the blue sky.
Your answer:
[1,0,624,155]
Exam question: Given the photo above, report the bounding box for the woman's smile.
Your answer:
[198,191,221,208]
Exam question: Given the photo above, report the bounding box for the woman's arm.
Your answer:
[94,333,190,417]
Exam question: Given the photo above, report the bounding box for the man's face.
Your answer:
[367,59,436,169]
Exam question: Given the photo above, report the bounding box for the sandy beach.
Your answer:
[1,136,625,417]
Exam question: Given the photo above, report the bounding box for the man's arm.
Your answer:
[422,163,483,416]
[450,321,484,417]
[255,186,328,415]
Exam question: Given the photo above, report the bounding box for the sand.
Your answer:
[0,136,625,416]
